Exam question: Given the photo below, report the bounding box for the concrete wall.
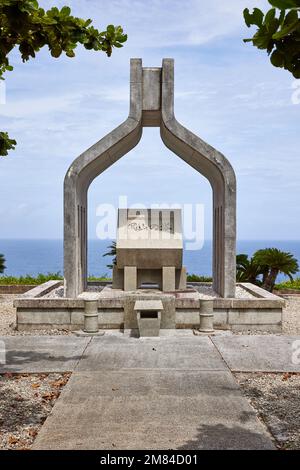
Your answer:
[0,285,36,294]
[16,306,282,333]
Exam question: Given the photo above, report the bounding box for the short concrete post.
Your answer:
[199,299,214,333]
[84,300,99,333]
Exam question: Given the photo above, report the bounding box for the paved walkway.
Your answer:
[0,336,90,373]
[1,333,299,374]
[1,333,299,449]
[212,335,300,372]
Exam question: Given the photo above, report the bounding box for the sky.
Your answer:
[0,0,299,241]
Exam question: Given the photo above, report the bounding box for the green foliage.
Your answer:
[0,0,127,75]
[0,272,63,285]
[88,275,112,282]
[0,132,17,156]
[186,274,213,282]
[275,277,300,290]
[0,272,111,285]
[0,0,127,156]
[253,248,299,279]
[236,249,299,292]
[0,254,6,274]
[236,253,267,284]
[243,0,300,78]
[253,248,299,291]
[103,241,117,270]
[269,0,300,8]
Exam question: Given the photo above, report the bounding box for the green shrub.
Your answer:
[0,272,63,285]
[275,277,300,291]
[0,273,111,285]
[187,274,213,282]
[87,275,112,282]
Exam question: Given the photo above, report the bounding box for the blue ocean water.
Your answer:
[0,239,300,282]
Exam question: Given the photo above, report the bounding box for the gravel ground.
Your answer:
[235,372,300,450]
[0,372,70,449]
[282,297,300,335]
[185,284,254,299]
[45,284,254,299]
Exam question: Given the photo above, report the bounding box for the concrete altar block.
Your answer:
[134,299,163,337]
[124,293,175,330]
[114,208,186,291]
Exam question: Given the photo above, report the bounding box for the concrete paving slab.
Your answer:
[76,335,227,371]
[0,336,90,373]
[212,335,300,372]
[33,370,274,450]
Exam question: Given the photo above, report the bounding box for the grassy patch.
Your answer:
[88,275,111,282]
[187,274,212,282]
[0,273,111,285]
[1,272,210,285]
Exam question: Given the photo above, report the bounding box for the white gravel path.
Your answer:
[282,296,300,335]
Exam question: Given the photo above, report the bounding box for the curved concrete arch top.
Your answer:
[64,59,236,298]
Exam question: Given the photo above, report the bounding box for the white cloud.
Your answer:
[0,0,299,241]
[0,93,78,118]
[0,87,130,118]
[40,0,271,47]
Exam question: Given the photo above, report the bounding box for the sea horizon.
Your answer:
[0,239,299,281]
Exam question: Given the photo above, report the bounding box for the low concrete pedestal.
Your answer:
[14,282,285,333]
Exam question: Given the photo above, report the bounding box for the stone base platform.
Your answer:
[14,281,285,333]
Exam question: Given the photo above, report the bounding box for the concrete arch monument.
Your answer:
[64,59,236,298]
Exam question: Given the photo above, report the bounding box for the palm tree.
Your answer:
[253,248,299,292]
[237,254,257,283]
[0,253,6,274]
[236,253,267,285]
[103,241,116,270]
